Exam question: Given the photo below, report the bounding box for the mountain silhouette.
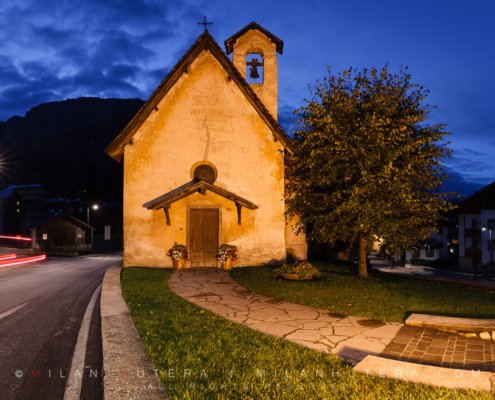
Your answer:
[0,97,145,200]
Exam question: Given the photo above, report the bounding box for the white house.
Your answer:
[457,181,495,273]
[405,226,449,262]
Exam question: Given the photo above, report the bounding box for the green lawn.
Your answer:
[120,267,494,399]
[231,261,495,323]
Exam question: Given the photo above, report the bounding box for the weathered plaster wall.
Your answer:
[230,29,307,261]
[231,30,278,119]
[284,214,308,261]
[123,49,286,268]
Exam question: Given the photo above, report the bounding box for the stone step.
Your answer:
[406,313,495,340]
[354,355,494,392]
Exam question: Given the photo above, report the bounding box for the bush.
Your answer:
[273,261,321,280]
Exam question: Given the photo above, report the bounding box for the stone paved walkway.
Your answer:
[169,268,402,364]
[381,325,495,372]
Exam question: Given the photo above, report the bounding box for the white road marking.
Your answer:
[0,302,30,320]
[63,283,102,400]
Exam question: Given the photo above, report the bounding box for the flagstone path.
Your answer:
[169,268,402,365]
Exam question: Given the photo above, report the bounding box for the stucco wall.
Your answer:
[123,49,287,267]
[231,29,278,118]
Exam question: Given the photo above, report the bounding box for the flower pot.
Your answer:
[222,257,233,270]
[280,273,313,281]
[173,259,185,270]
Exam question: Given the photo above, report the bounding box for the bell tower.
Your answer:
[225,22,284,120]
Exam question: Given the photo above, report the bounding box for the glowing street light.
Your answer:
[86,204,99,246]
[483,222,493,272]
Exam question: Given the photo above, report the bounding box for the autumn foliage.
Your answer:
[286,64,457,276]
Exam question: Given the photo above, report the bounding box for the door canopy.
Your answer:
[143,180,258,226]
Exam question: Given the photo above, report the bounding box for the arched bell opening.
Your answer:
[246,53,264,84]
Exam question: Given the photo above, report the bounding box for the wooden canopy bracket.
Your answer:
[162,206,171,225]
[236,202,242,225]
[227,75,232,82]
[198,188,206,195]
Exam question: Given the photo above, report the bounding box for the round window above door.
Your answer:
[193,164,217,184]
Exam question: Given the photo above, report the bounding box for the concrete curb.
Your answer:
[354,355,495,392]
[101,263,168,399]
[406,313,495,340]
[374,268,495,291]
[405,263,475,277]
[80,252,124,258]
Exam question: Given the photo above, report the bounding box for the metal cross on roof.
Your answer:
[198,16,213,32]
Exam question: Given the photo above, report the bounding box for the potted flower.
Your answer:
[273,261,321,281]
[166,242,190,269]
[216,244,238,270]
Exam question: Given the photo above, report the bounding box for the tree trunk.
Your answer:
[358,232,368,277]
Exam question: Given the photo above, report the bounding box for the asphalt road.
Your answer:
[0,255,122,400]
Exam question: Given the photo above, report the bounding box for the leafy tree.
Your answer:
[286,64,457,277]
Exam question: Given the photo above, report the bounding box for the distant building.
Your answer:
[24,199,123,252]
[6,184,49,200]
[405,225,449,262]
[28,213,95,253]
[0,190,22,235]
[457,181,495,273]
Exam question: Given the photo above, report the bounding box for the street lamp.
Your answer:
[483,222,493,272]
[87,204,99,246]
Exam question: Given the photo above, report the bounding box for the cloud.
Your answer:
[0,0,494,208]
[442,168,491,198]
[0,0,188,120]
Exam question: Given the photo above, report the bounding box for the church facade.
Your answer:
[105,22,307,268]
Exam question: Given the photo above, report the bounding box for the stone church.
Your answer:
[105,22,307,268]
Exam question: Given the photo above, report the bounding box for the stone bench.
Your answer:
[406,313,495,340]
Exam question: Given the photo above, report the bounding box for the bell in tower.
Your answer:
[224,21,284,119]
[247,57,263,81]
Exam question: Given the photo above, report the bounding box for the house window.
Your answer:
[488,240,495,251]
[437,228,443,234]
[426,248,435,258]
[412,249,420,257]
[472,219,478,229]
[473,238,479,250]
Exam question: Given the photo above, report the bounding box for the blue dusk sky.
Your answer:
[0,0,493,197]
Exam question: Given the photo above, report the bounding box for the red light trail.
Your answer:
[0,235,32,241]
[0,254,16,261]
[0,255,46,268]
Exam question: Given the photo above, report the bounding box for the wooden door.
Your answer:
[190,209,219,267]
